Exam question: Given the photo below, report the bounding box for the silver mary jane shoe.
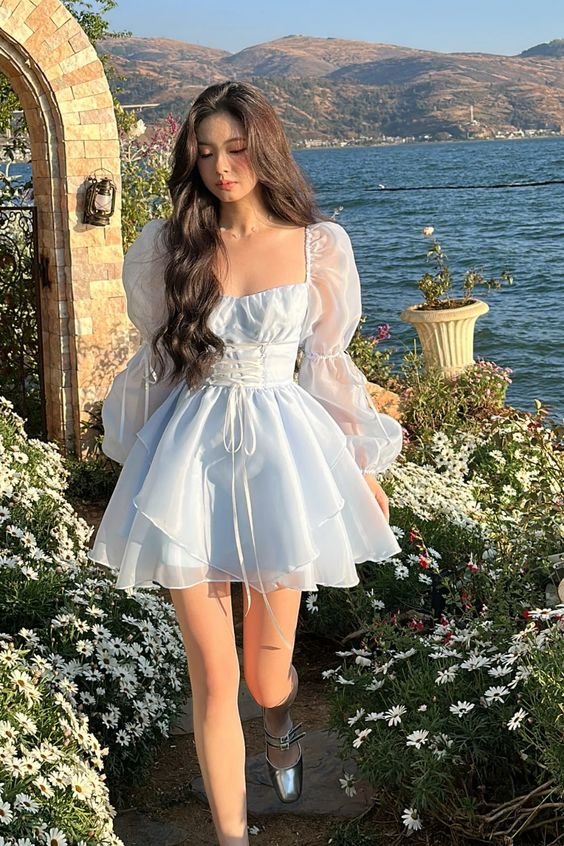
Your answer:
[262,667,306,803]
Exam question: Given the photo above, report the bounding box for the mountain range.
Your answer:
[98,35,564,142]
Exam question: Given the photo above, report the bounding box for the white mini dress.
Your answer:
[87,218,403,631]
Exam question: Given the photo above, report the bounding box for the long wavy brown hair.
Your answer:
[151,80,328,389]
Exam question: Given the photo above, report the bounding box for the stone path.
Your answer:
[114,647,372,844]
[169,677,262,735]
[192,728,373,817]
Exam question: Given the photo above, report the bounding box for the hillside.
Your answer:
[520,39,564,58]
[98,35,564,142]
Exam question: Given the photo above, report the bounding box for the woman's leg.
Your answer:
[242,587,302,768]
[169,581,248,846]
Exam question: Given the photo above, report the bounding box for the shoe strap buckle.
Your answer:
[265,722,306,751]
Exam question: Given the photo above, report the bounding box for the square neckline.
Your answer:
[220,222,313,301]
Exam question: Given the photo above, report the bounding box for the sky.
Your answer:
[106,0,562,56]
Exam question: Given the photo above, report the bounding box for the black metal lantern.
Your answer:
[83,169,116,226]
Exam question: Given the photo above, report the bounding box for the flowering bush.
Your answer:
[0,396,189,801]
[347,317,395,389]
[415,226,514,310]
[303,407,564,841]
[119,113,177,250]
[0,640,123,846]
[397,348,514,461]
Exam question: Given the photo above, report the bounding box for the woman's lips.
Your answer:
[217,181,236,189]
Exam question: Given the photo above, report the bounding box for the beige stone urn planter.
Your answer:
[400,297,489,378]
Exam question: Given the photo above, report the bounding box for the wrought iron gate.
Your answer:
[0,204,47,439]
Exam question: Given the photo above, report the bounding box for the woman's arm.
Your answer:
[297,221,403,514]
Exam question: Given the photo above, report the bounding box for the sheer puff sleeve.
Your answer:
[101,219,181,465]
[297,220,403,476]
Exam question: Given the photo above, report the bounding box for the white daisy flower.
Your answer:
[507,708,527,731]
[401,806,423,831]
[14,712,37,735]
[18,628,40,644]
[339,771,357,797]
[406,729,430,749]
[70,776,93,800]
[321,668,338,679]
[19,757,41,777]
[385,704,407,726]
[45,829,68,846]
[347,708,366,726]
[11,669,35,696]
[460,654,492,671]
[395,648,416,660]
[488,664,513,678]
[339,773,356,797]
[0,720,18,741]
[33,778,54,798]
[0,800,13,823]
[449,700,475,718]
[352,728,372,748]
[484,685,510,705]
[116,729,131,746]
[366,678,385,691]
[14,793,40,813]
[374,659,394,675]
[305,592,319,614]
[435,666,458,685]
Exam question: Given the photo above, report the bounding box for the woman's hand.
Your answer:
[363,474,390,522]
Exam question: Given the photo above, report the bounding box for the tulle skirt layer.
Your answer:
[87,381,402,593]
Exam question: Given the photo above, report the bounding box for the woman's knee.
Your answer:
[191,653,240,705]
[242,633,292,706]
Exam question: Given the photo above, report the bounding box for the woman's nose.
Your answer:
[215,151,229,174]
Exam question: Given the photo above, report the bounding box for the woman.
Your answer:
[88,80,403,846]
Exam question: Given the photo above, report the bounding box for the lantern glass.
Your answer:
[94,192,112,213]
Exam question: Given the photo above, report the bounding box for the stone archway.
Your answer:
[0,0,128,457]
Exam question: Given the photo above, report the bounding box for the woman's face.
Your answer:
[195,111,259,203]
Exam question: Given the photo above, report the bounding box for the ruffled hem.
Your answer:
[88,378,402,594]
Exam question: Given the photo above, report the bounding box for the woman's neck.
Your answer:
[217,196,275,238]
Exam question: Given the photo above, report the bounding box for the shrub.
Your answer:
[0,640,123,846]
[397,347,513,463]
[347,317,396,389]
[0,396,189,804]
[306,409,564,841]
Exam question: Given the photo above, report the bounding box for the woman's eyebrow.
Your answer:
[196,136,246,146]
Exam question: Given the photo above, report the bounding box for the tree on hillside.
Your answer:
[0,0,135,135]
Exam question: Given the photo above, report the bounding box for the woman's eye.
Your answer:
[198,149,245,159]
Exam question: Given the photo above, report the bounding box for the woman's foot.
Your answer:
[262,666,299,767]
[262,665,306,802]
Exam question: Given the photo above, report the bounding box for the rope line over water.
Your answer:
[375,178,564,192]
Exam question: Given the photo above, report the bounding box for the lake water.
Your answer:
[5,136,563,420]
[295,137,564,422]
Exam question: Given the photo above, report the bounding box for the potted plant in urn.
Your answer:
[400,226,514,378]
